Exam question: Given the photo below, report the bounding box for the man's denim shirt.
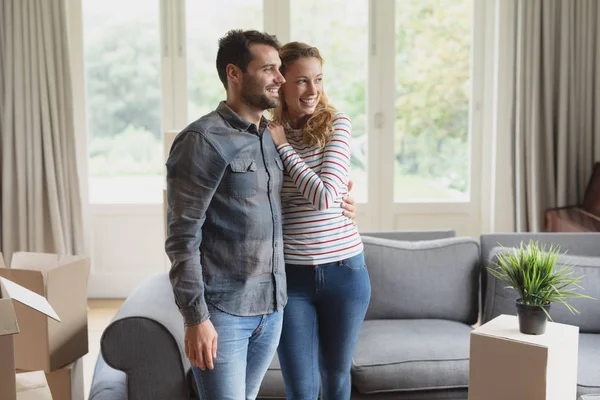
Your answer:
[165,101,287,326]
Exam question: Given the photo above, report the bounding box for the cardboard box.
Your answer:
[468,314,579,400]
[0,252,89,372]
[44,358,84,400]
[16,371,53,400]
[0,276,60,400]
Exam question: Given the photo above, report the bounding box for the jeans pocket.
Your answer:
[341,253,366,271]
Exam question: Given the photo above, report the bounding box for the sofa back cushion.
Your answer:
[483,247,600,333]
[362,236,480,325]
[361,230,456,242]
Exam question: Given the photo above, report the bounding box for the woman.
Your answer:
[269,42,371,400]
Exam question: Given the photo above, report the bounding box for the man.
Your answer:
[165,30,355,399]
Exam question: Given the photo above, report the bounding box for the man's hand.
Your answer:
[185,319,218,371]
[342,180,357,223]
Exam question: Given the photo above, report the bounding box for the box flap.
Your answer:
[11,252,84,271]
[0,298,20,335]
[47,258,90,370]
[0,252,5,268]
[0,277,60,322]
[16,371,53,399]
[10,253,88,286]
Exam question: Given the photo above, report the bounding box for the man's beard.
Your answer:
[241,76,279,110]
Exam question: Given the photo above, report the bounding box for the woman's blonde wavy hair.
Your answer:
[271,42,337,148]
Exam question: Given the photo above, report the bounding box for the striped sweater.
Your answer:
[276,112,364,265]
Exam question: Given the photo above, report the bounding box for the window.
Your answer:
[186,0,263,121]
[78,0,478,208]
[83,0,162,204]
[291,0,369,203]
[394,0,472,202]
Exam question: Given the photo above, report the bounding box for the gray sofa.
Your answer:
[89,231,600,400]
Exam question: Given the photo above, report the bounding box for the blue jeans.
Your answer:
[192,306,283,400]
[277,252,371,400]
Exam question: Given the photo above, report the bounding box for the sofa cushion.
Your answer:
[351,319,472,394]
[362,236,480,324]
[579,334,600,395]
[483,248,600,332]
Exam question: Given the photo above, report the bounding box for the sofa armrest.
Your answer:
[545,206,600,232]
[100,272,193,400]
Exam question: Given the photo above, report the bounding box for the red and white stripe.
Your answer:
[276,112,363,265]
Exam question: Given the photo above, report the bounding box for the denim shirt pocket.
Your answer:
[228,159,258,198]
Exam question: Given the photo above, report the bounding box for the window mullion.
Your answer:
[371,0,395,229]
[263,0,290,43]
[160,0,177,134]
[172,0,188,129]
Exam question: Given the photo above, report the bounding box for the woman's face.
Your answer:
[281,56,323,121]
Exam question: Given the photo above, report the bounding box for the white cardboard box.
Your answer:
[16,371,53,400]
[468,314,579,400]
[0,252,90,372]
[0,277,60,400]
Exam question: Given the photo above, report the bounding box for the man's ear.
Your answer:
[226,64,242,85]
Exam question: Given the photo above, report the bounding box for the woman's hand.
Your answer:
[269,123,288,147]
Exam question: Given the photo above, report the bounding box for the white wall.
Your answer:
[87,205,167,297]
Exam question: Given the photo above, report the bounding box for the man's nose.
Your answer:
[275,69,285,84]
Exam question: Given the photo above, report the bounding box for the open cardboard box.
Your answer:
[0,276,60,400]
[0,252,90,372]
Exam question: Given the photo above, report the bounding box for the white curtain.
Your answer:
[0,0,84,261]
[512,0,600,231]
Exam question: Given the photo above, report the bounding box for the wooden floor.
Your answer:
[84,299,124,399]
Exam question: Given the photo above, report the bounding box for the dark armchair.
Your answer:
[545,162,600,232]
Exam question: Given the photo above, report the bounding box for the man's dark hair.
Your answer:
[216,29,281,89]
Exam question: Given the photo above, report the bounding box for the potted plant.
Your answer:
[487,240,593,335]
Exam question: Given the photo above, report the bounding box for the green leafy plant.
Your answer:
[487,240,594,320]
